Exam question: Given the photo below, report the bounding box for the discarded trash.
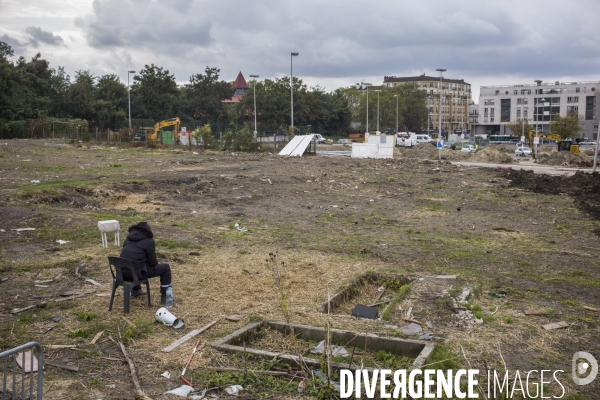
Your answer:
[191,211,197,214]
[400,323,423,335]
[418,333,433,340]
[234,223,247,232]
[56,240,69,245]
[311,340,349,357]
[155,307,185,329]
[106,384,116,389]
[492,292,506,298]
[161,371,171,378]
[297,379,306,393]
[164,384,194,397]
[377,286,385,292]
[12,228,36,232]
[51,316,61,323]
[30,180,40,183]
[542,321,569,331]
[351,304,378,319]
[193,152,199,155]
[313,370,340,389]
[226,314,243,322]
[15,351,39,373]
[225,385,243,395]
[190,388,207,399]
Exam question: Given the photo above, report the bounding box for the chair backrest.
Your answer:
[108,256,141,286]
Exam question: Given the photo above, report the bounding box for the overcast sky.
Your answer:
[1,0,599,101]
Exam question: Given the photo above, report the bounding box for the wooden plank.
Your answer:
[15,351,39,373]
[524,309,562,316]
[11,302,47,314]
[204,366,289,376]
[161,320,217,353]
[53,293,89,302]
[226,315,244,322]
[46,361,79,372]
[44,345,78,349]
[90,330,105,345]
[121,316,138,330]
[403,317,424,325]
[583,306,598,312]
[542,321,569,330]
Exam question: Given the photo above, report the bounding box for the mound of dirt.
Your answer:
[396,143,474,161]
[472,146,513,164]
[537,151,592,167]
[506,169,600,220]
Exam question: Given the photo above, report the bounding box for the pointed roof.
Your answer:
[232,72,248,89]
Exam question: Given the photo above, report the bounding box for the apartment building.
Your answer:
[477,80,600,138]
[383,74,472,136]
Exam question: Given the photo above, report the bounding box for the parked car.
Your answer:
[313,134,326,144]
[515,146,532,157]
[461,145,476,153]
[404,134,434,148]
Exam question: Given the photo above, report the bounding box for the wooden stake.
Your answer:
[203,367,289,376]
[114,329,153,400]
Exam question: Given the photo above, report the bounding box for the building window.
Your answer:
[490,108,495,117]
[501,99,511,122]
[517,108,521,118]
[514,90,518,95]
[484,108,488,117]
[586,96,595,120]
[524,108,528,119]
[567,96,579,103]
[576,87,580,93]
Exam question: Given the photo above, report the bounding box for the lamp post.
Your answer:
[249,75,259,138]
[375,90,381,133]
[362,82,372,134]
[436,68,446,140]
[427,95,431,134]
[128,70,135,135]
[394,95,398,135]
[290,52,299,133]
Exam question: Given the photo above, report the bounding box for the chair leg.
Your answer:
[109,282,118,312]
[145,281,151,307]
[123,286,131,314]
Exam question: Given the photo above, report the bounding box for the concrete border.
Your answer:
[317,272,414,314]
[211,321,434,370]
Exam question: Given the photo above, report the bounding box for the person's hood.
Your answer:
[126,225,153,241]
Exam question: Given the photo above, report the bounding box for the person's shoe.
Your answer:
[131,288,147,298]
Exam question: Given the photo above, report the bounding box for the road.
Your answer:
[450,159,591,176]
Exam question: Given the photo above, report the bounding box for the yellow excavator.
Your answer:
[135,117,181,144]
[527,131,580,156]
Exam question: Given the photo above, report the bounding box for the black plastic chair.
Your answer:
[108,256,151,314]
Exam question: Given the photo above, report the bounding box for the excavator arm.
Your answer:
[147,117,181,144]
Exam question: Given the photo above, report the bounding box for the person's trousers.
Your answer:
[132,263,172,294]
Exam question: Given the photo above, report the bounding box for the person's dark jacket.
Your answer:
[119,225,157,279]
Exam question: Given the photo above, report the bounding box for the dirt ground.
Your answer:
[0,139,599,399]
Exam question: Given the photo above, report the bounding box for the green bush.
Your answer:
[193,124,215,149]
[221,126,258,152]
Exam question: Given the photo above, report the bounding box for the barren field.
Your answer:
[0,139,599,399]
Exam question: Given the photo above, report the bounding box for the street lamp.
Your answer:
[290,52,299,133]
[394,95,398,135]
[427,95,431,134]
[128,70,135,134]
[362,82,372,134]
[249,75,259,138]
[375,90,381,133]
[436,68,446,140]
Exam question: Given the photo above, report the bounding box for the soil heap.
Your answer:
[537,151,591,167]
[471,146,513,163]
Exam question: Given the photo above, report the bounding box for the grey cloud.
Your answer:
[25,26,65,47]
[0,34,26,53]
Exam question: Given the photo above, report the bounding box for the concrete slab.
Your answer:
[211,321,434,370]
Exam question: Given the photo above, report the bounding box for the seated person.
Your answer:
[119,222,173,305]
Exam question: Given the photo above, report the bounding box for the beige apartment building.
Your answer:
[383,74,472,137]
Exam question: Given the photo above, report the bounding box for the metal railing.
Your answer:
[1,342,43,400]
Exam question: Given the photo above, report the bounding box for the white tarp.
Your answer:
[278,134,316,157]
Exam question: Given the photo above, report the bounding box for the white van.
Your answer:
[404,134,434,148]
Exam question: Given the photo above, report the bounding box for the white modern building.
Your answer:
[476,80,600,139]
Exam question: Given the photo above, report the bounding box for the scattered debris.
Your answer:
[75,263,104,286]
[155,307,185,329]
[226,315,244,322]
[121,316,139,330]
[204,366,289,376]
[161,371,171,379]
[297,379,307,393]
[583,306,598,312]
[90,330,104,345]
[56,240,69,245]
[46,361,79,372]
[313,370,340,390]
[107,384,116,389]
[351,304,378,319]
[11,303,47,314]
[542,321,569,330]
[164,385,194,397]
[400,323,423,335]
[161,320,217,353]
[225,385,244,395]
[44,345,77,350]
[30,180,40,183]
[11,228,36,232]
[180,339,203,387]
[242,269,259,275]
[436,275,457,279]
[311,340,349,357]
[524,309,562,316]
[15,351,39,373]
[41,324,55,334]
[418,333,433,340]
[113,327,154,400]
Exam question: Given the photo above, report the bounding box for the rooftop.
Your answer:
[481,80,600,89]
[384,74,470,85]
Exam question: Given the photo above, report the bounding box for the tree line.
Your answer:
[0,41,428,137]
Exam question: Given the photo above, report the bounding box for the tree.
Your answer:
[186,67,234,124]
[130,64,178,121]
[506,118,535,138]
[67,70,96,121]
[94,74,128,125]
[550,113,583,139]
